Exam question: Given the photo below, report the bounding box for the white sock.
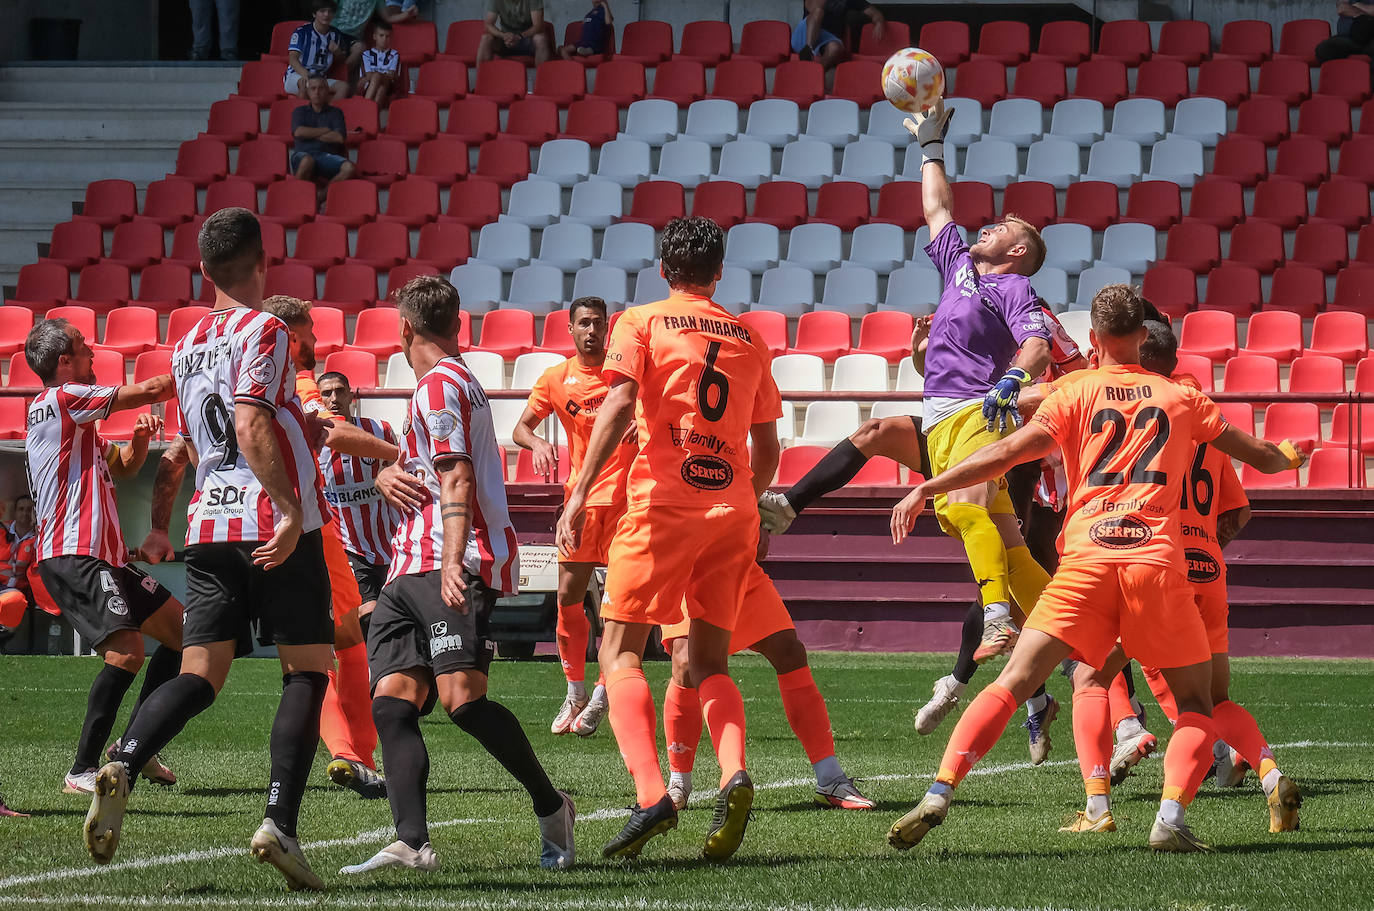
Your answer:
[1261,768,1282,795]
[940,674,967,697]
[588,683,607,705]
[1212,739,1231,762]
[1157,798,1185,828]
[1117,716,1145,741]
[983,601,1011,622]
[1025,692,1049,716]
[813,755,845,788]
[1086,794,1110,819]
[669,771,691,792]
[567,680,587,700]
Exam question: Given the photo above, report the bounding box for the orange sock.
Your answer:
[0,589,24,629]
[556,602,589,683]
[336,642,377,767]
[319,666,359,763]
[777,667,835,764]
[663,682,702,774]
[606,667,666,806]
[936,683,1019,787]
[1141,666,1179,726]
[1212,700,1277,776]
[1161,711,1217,805]
[1072,685,1112,796]
[698,673,746,788]
[1107,672,1136,728]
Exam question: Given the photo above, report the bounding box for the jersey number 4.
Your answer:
[1087,407,1169,487]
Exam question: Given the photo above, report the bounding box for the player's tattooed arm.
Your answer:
[512,405,559,478]
[436,455,475,612]
[1216,506,1252,550]
[138,435,191,563]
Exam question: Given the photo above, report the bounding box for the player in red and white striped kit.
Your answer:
[343,275,573,876]
[23,318,186,797]
[85,209,335,891]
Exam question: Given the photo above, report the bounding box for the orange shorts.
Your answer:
[602,503,757,629]
[323,520,362,627]
[1193,583,1229,655]
[560,503,625,566]
[659,562,794,651]
[1026,560,1210,671]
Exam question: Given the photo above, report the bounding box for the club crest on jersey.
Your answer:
[681,454,733,490]
[1185,548,1222,584]
[105,596,128,617]
[1089,514,1153,550]
[425,410,458,439]
[247,353,277,387]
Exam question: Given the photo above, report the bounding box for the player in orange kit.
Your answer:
[555,217,781,862]
[513,296,636,737]
[885,284,1305,853]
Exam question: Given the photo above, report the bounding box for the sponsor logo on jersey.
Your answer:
[425,409,458,439]
[1185,548,1222,584]
[1088,514,1153,550]
[106,595,128,616]
[681,454,733,490]
[247,353,278,387]
[428,619,465,656]
[205,485,251,508]
[668,426,734,455]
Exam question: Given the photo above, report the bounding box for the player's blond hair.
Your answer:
[262,294,313,328]
[1003,215,1046,277]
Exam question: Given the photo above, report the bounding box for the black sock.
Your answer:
[373,696,430,849]
[74,664,137,774]
[785,439,869,513]
[450,696,562,817]
[951,601,983,686]
[1032,683,1047,700]
[265,671,328,838]
[115,673,216,777]
[126,646,182,732]
[1122,662,1137,699]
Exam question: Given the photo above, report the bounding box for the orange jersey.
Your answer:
[1171,373,1249,590]
[527,357,635,507]
[1030,364,1227,573]
[604,290,782,509]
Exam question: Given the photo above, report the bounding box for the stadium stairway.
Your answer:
[0,65,241,290]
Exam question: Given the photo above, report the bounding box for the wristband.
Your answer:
[920,140,945,164]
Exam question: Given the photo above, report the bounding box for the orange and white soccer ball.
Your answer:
[881,47,945,114]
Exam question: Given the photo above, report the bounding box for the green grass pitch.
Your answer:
[0,652,1371,911]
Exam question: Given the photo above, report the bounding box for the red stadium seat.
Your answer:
[316,179,378,228]
[1009,59,1066,106]
[72,265,132,314]
[412,139,469,186]
[1210,136,1269,187]
[472,59,526,105]
[442,20,487,65]
[1264,264,1326,318]
[1096,20,1152,66]
[512,446,571,483]
[857,311,914,362]
[691,181,747,230]
[292,221,348,269]
[949,182,995,232]
[1218,20,1272,64]
[1241,310,1303,361]
[952,58,1007,107]
[45,220,103,269]
[1000,181,1056,229]
[392,21,437,65]
[707,59,765,107]
[264,97,303,139]
[105,219,165,269]
[411,222,472,270]
[1222,354,1279,393]
[1156,20,1210,65]
[1234,95,1291,145]
[1133,59,1189,106]
[1123,180,1181,229]
[650,60,707,106]
[1165,222,1221,273]
[1328,404,1374,454]
[1317,58,1372,105]
[383,97,439,144]
[1181,179,1243,232]
[1306,447,1363,488]
[874,181,925,231]
[976,20,1029,64]
[444,97,500,144]
[45,305,98,341]
[319,264,378,315]
[202,98,260,145]
[1141,264,1198,319]
[748,181,809,229]
[1358,356,1374,393]
[1290,222,1350,274]
[1330,266,1374,316]
[375,177,440,228]
[623,181,685,230]
[100,306,159,357]
[919,20,970,67]
[559,97,619,145]
[679,20,733,66]
[1195,59,1251,106]
[1358,224,1374,265]
[349,307,402,358]
[788,310,852,361]
[618,20,673,65]
[234,137,289,187]
[98,403,155,441]
[771,60,825,107]
[1173,354,1214,391]
[736,20,791,66]
[740,310,788,357]
[830,60,885,105]
[163,306,212,348]
[413,59,468,103]
[259,177,316,228]
[333,97,379,145]
[1061,180,1120,231]
[264,262,317,300]
[776,446,827,485]
[1067,57,1127,107]
[1278,19,1330,64]
[269,20,300,55]
[323,348,379,388]
[810,181,871,232]
[475,309,536,358]
[528,60,587,106]
[348,221,410,270]
[1256,57,1312,106]
[1273,135,1330,187]
[1202,265,1262,316]
[164,216,207,268]
[175,137,229,187]
[356,138,409,186]
[132,349,172,383]
[561,19,615,64]
[7,351,41,387]
[440,178,502,228]
[844,454,899,485]
[1227,222,1285,274]
[1305,310,1370,362]
[1261,402,1321,452]
[1036,20,1091,65]
[1313,178,1372,230]
[76,179,137,227]
[1296,95,1351,145]
[307,306,347,357]
[202,177,259,216]
[134,263,194,314]
[536,309,575,357]
[473,138,531,188]
[1249,178,1309,230]
[1337,135,1374,184]
[139,176,198,227]
[10,262,71,309]
[1289,354,1346,394]
[235,59,288,105]
[0,307,33,357]
[856,20,910,61]
[1242,462,1298,489]
[384,264,439,301]
[1178,310,1237,360]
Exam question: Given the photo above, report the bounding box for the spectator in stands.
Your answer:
[1316,1,1374,62]
[189,0,240,60]
[292,74,358,195]
[477,0,552,65]
[559,0,611,60]
[359,20,402,104]
[383,0,420,23]
[6,496,35,601]
[286,0,352,99]
[791,0,885,87]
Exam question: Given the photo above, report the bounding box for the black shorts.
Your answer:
[493,33,537,56]
[36,557,171,649]
[907,415,932,477]
[347,551,388,606]
[368,569,497,714]
[183,529,334,649]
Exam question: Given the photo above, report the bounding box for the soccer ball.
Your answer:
[881,47,944,114]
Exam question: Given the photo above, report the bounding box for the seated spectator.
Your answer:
[286,0,352,99]
[477,0,552,65]
[383,0,420,23]
[5,496,35,601]
[292,74,358,193]
[791,0,885,86]
[559,0,611,59]
[359,20,402,105]
[1316,1,1374,62]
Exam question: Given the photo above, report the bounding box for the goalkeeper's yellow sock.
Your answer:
[946,503,1010,608]
[1006,545,1051,619]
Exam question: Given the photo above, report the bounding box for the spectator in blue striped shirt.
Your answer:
[286,1,352,100]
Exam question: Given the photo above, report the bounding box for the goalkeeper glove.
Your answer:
[983,366,1034,433]
[902,99,954,165]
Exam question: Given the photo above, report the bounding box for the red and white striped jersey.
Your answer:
[318,417,399,565]
[25,384,125,565]
[171,307,327,545]
[388,357,518,592]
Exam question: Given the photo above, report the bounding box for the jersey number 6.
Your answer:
[697,340,730,422]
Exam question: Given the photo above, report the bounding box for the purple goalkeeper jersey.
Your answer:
[921,222,1050,402]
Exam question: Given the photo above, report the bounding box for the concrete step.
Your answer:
[0,157,171,186]
[0,139,179,165]
[0,65,240,107]
[0,104,210,142]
